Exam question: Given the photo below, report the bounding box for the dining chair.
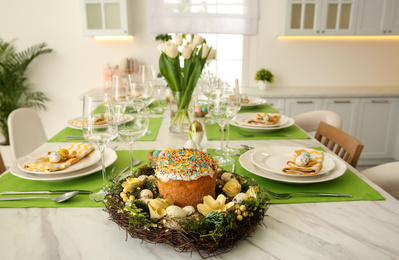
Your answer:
[293,110,342,132]
[315,121,363,168]
[0,152,6,174]
[361,162,399,199]
[8,108,47,160]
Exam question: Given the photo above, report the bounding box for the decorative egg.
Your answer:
[201,106,207,112]
[195,106,202,113]
[184,139,197,149]
[153,150,161,156]
[58,149,69,162]
[48,152,61,163]
[140,189,153,199]
[232,193,249,204]
[295,152,311,166]
[183,205,196,216]
[221,172,238,183]
[166,205,187,218]
[159,147,171,157]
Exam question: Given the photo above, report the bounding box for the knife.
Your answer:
[1,190,92,195]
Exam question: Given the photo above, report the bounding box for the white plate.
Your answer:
[67,114,133,129]
[231,117,295,132]
[10,148,117,182]
[239,150,346,184]
[241,96,267,108]
[234,113,289,128]
[17,149,101,175]
[251,146,335,177]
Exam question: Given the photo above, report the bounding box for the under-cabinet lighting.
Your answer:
[278,35,399,40]
[93,36,133,40]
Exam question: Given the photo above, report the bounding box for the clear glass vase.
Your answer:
[169,91,194,134]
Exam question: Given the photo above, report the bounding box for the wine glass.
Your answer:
[114,100,149,174]
[82,94,118,202]
[207,83,241,166]
[151,74,167,112]
[217,79,241,156]
[128,65,154,107]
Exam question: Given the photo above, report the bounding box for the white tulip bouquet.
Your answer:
[157,34,216,132]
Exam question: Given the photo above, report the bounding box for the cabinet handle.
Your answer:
[333,100,351,104]
[371,100,389,103]
[296,101,313,104]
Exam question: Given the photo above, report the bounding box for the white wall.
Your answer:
[1,0,399,141]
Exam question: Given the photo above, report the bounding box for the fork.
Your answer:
[263,188,353,199]
[236,131,291,138]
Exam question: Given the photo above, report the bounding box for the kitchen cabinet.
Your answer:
[285,98,322,116]
[355,98,398,163]
[271,95,398,166]
[322,97,358,136]
[356,0,399,35]
[285,0,357,35]
[266,98,286,114]
[80,0,131,36]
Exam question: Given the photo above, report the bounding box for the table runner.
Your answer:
[205,102,311,140]
[207,149,385,204]
[205,123,311,140]
[0,150,152,208]
[0,148,384,208]
[48,117,163,142]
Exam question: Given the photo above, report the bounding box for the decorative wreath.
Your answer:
[104,165,270,258]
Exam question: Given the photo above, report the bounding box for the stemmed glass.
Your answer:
[207,83,241,166]
[114,100,149,174]
[82,94,118,202]
[151,75,167,112]
[128,65,154,107]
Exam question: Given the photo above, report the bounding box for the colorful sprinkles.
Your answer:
[155,148,218,182]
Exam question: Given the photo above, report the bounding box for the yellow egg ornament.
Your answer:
[58,149,69,162]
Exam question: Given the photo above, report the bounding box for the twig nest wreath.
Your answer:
[105,148,270,258]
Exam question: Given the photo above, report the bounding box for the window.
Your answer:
[201,34,243,87]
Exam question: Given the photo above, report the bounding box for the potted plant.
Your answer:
[0,38,52,164]
[255,68,274,90]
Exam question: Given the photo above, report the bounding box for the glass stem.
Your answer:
[98,145,107,190]
[129,142,135,172]
[220,123,226,158]
[225,123,230,150]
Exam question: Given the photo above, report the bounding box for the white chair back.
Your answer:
[293,110,342,132]
[8,108,47,159]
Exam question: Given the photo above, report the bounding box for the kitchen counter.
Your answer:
[242,86,399,98]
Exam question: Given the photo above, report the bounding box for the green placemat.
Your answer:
[239,103,279,113]
[207,149,385,204]
[205,123,311,140]
[48,117,163,142]
[0,150,152,208]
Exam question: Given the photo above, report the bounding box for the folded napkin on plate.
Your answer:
[247,113,281,125]
[24,143,95,173]
[282,149,324,176]
[69,113,109,127]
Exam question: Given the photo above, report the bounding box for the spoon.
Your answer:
[112,158,141,181]
[0,191,79,203]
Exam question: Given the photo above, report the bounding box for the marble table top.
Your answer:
[1,112,399,260]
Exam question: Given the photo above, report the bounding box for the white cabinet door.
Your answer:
[267,98,286,114]
[322,97,359,135]
[80,0,130,36]
[285,0,357,35]
[321,0,357,35]
[285,98,322,117]
[285,0,323,35]
[355,98,398,159]
[356,0,399,35]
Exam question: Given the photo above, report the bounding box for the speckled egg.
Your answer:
[295,152,310,166]
[48,152,61,163]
